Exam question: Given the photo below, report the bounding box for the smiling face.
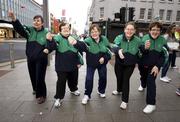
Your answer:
[60,24,70,37]
[90,27,100,40]
[89,24,101,41]
[33,17,44,30]
[148,22,162,39]
[149,26,161,39]
[124,24,136,39]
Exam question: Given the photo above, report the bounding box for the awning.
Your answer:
[0,23,13,28]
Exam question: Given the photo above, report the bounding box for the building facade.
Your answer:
[89,0,180,24]
[0,0,42,39]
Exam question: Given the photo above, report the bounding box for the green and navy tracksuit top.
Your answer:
[12,19,48,61]
[47,34,83,72]
[139,34,167,70]
[74,35,112,68]
[113,34,142,65]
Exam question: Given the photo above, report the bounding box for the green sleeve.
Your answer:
[84,37,91,45]
[114,35,121,46]
[53,35,61,43]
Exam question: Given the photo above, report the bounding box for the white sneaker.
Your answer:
[138,85,144,92]
[120,101,127,109]
[160,77,170,83]
[172,66,178,69]
[54,99,61,108]
[112,90,122,95]
[164,76,171,81]
[97,91,106,98]
[143,105,156,114]
[71,90,80,96]
[82,95,89,105]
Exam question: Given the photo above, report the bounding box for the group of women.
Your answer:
[9,11,176,114]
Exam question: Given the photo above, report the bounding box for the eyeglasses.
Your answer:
[125,28,135,31]
[61,27,70,30]
[151,29,160,32]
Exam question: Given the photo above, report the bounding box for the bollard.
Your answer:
[9,43,15,68]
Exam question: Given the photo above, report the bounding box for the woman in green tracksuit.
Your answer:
[71,24,111,104]
[138,22,167,114]
[112,22,142,110]
[8,11,48,104]
[46,22,83,108]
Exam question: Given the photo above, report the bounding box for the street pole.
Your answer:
[125,3,128,23]
[43,0,51,66]
[9,43,15,68]
[151,0,154,22]
[43,0,49,28]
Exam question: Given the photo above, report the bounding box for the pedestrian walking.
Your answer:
[174,25,180,96]
[160,24,176,83]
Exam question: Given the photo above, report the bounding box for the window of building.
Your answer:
[176,11,180,21]
[2,10,5,17]
[168,0,174,3]
[159,9,164,20]
[100,7,104,18]
[99,0,105,2]
[159,0,165,2]
[122,0,128,1]
[166,10,172,21]
[130,0,136,1]
[147,9,152,20]
[139,8,145,19]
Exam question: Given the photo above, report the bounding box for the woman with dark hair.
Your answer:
[160,24,177,83]
[69,24,111,104]
[46,22,82,108]
[138,22,167,114]
[8,11,49,104]
[112,22,142,109]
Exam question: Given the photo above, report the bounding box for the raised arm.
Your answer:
[8,11,29,39]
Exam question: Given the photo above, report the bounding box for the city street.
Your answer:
[0,55,179,122]
[0,0,180,121]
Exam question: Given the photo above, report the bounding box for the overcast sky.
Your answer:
[35,0,92,34]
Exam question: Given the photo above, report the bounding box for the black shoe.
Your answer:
[37,97,46,104]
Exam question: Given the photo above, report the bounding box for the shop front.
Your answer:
[0,23,14,39]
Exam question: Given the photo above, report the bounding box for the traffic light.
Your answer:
[114,13,120,19]
[120,7,126,23]
[129,7,135,21]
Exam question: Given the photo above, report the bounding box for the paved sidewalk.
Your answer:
[0,56,180,122]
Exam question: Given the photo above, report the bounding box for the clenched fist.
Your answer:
[46,32,53,41]
[68,36,77,45]
[99,57,104,64]
[145,40,151,49]
[8,10,16,21]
